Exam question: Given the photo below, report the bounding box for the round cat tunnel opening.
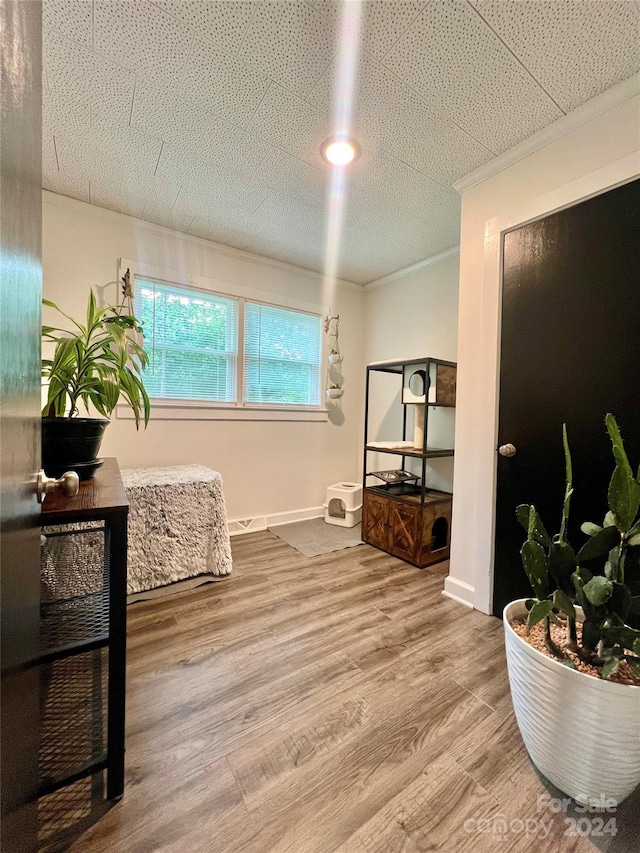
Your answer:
[431,516,449,552]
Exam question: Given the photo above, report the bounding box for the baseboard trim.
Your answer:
[442,576,475,609]
[229,505,324,537]
[228,517,268,537]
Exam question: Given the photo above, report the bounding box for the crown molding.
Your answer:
[363,246,460,292]
[41,190,363,293]
[453,74,640,195]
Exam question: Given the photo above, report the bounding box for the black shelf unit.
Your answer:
[38,458,129,827]
[366,484,423,501]
[363,357,456,504]
[364,445,454,460]
[362,357,456,567]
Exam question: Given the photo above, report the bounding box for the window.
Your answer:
[244,302,322,406]
[133,276,323,411]
[134,280,238,402]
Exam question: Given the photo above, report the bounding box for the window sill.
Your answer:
[115,403,329,423]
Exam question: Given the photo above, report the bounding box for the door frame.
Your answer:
[470,153,640,615]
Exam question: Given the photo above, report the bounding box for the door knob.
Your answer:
[37,469,80,503]
[498,443,517,458]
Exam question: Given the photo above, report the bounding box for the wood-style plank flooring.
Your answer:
[66,531,635,852]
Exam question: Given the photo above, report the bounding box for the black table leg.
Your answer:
[106,513,127,801]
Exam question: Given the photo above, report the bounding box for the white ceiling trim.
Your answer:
[363,245,460,291]
[42,189,363,292]
[453,73,640,194]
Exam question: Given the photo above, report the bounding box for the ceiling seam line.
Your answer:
[251,77,330,116]
[236,4,260,58]
[153,142,165,178]
[245,150,271,185]
[144,0,253,77]
[259,140,326,177]
[146,1,187,28]
[128,76,137,127]
[91,0,94,53]
[43,26,133,74]
[302,48,340,104]
[375,147,451,190]
[177,30,196,96]
[367,48,498,158]
[168,182,183,219]
[244,81,274,134]
[52,136,60,171]
[377,1,432,63]
[469,1,567,116]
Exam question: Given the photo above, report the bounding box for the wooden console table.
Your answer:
[39,458,128,812]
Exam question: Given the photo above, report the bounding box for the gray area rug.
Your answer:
[269,518,363,557]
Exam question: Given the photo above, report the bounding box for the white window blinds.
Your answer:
[134,279,238,403]
[243,302,322,406]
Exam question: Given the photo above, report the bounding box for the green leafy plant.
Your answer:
[42,290,150,427]
[516,415,640,680]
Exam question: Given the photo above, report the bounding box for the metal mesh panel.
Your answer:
[39,648,108,791]
[37,775,106,851]
[40,525,109,652]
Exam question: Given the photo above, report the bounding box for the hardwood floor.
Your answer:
[62,531,633,852]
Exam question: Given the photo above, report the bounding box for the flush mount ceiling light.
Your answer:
[322,138,359,166]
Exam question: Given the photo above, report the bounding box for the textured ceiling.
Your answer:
[42,0,640,284]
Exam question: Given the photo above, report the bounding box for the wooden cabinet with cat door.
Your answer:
[362,357,455,568]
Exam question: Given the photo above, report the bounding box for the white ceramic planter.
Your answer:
[326,388,344,400]
[503,599,640,805]
[328,353,344,365]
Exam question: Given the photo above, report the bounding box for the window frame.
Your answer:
[242,299,324,409]
[134,277,240,405]
[117,258,329,422]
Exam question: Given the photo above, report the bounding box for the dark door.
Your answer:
[493,178,640,615]
[1,1,43,850]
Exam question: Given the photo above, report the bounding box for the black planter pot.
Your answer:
[42,417,110,480]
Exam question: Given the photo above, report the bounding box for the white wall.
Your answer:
[447,88,640,612]
[42,192,365,522]
[362,251,459,492]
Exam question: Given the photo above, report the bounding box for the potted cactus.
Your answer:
[503,415,640,805]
